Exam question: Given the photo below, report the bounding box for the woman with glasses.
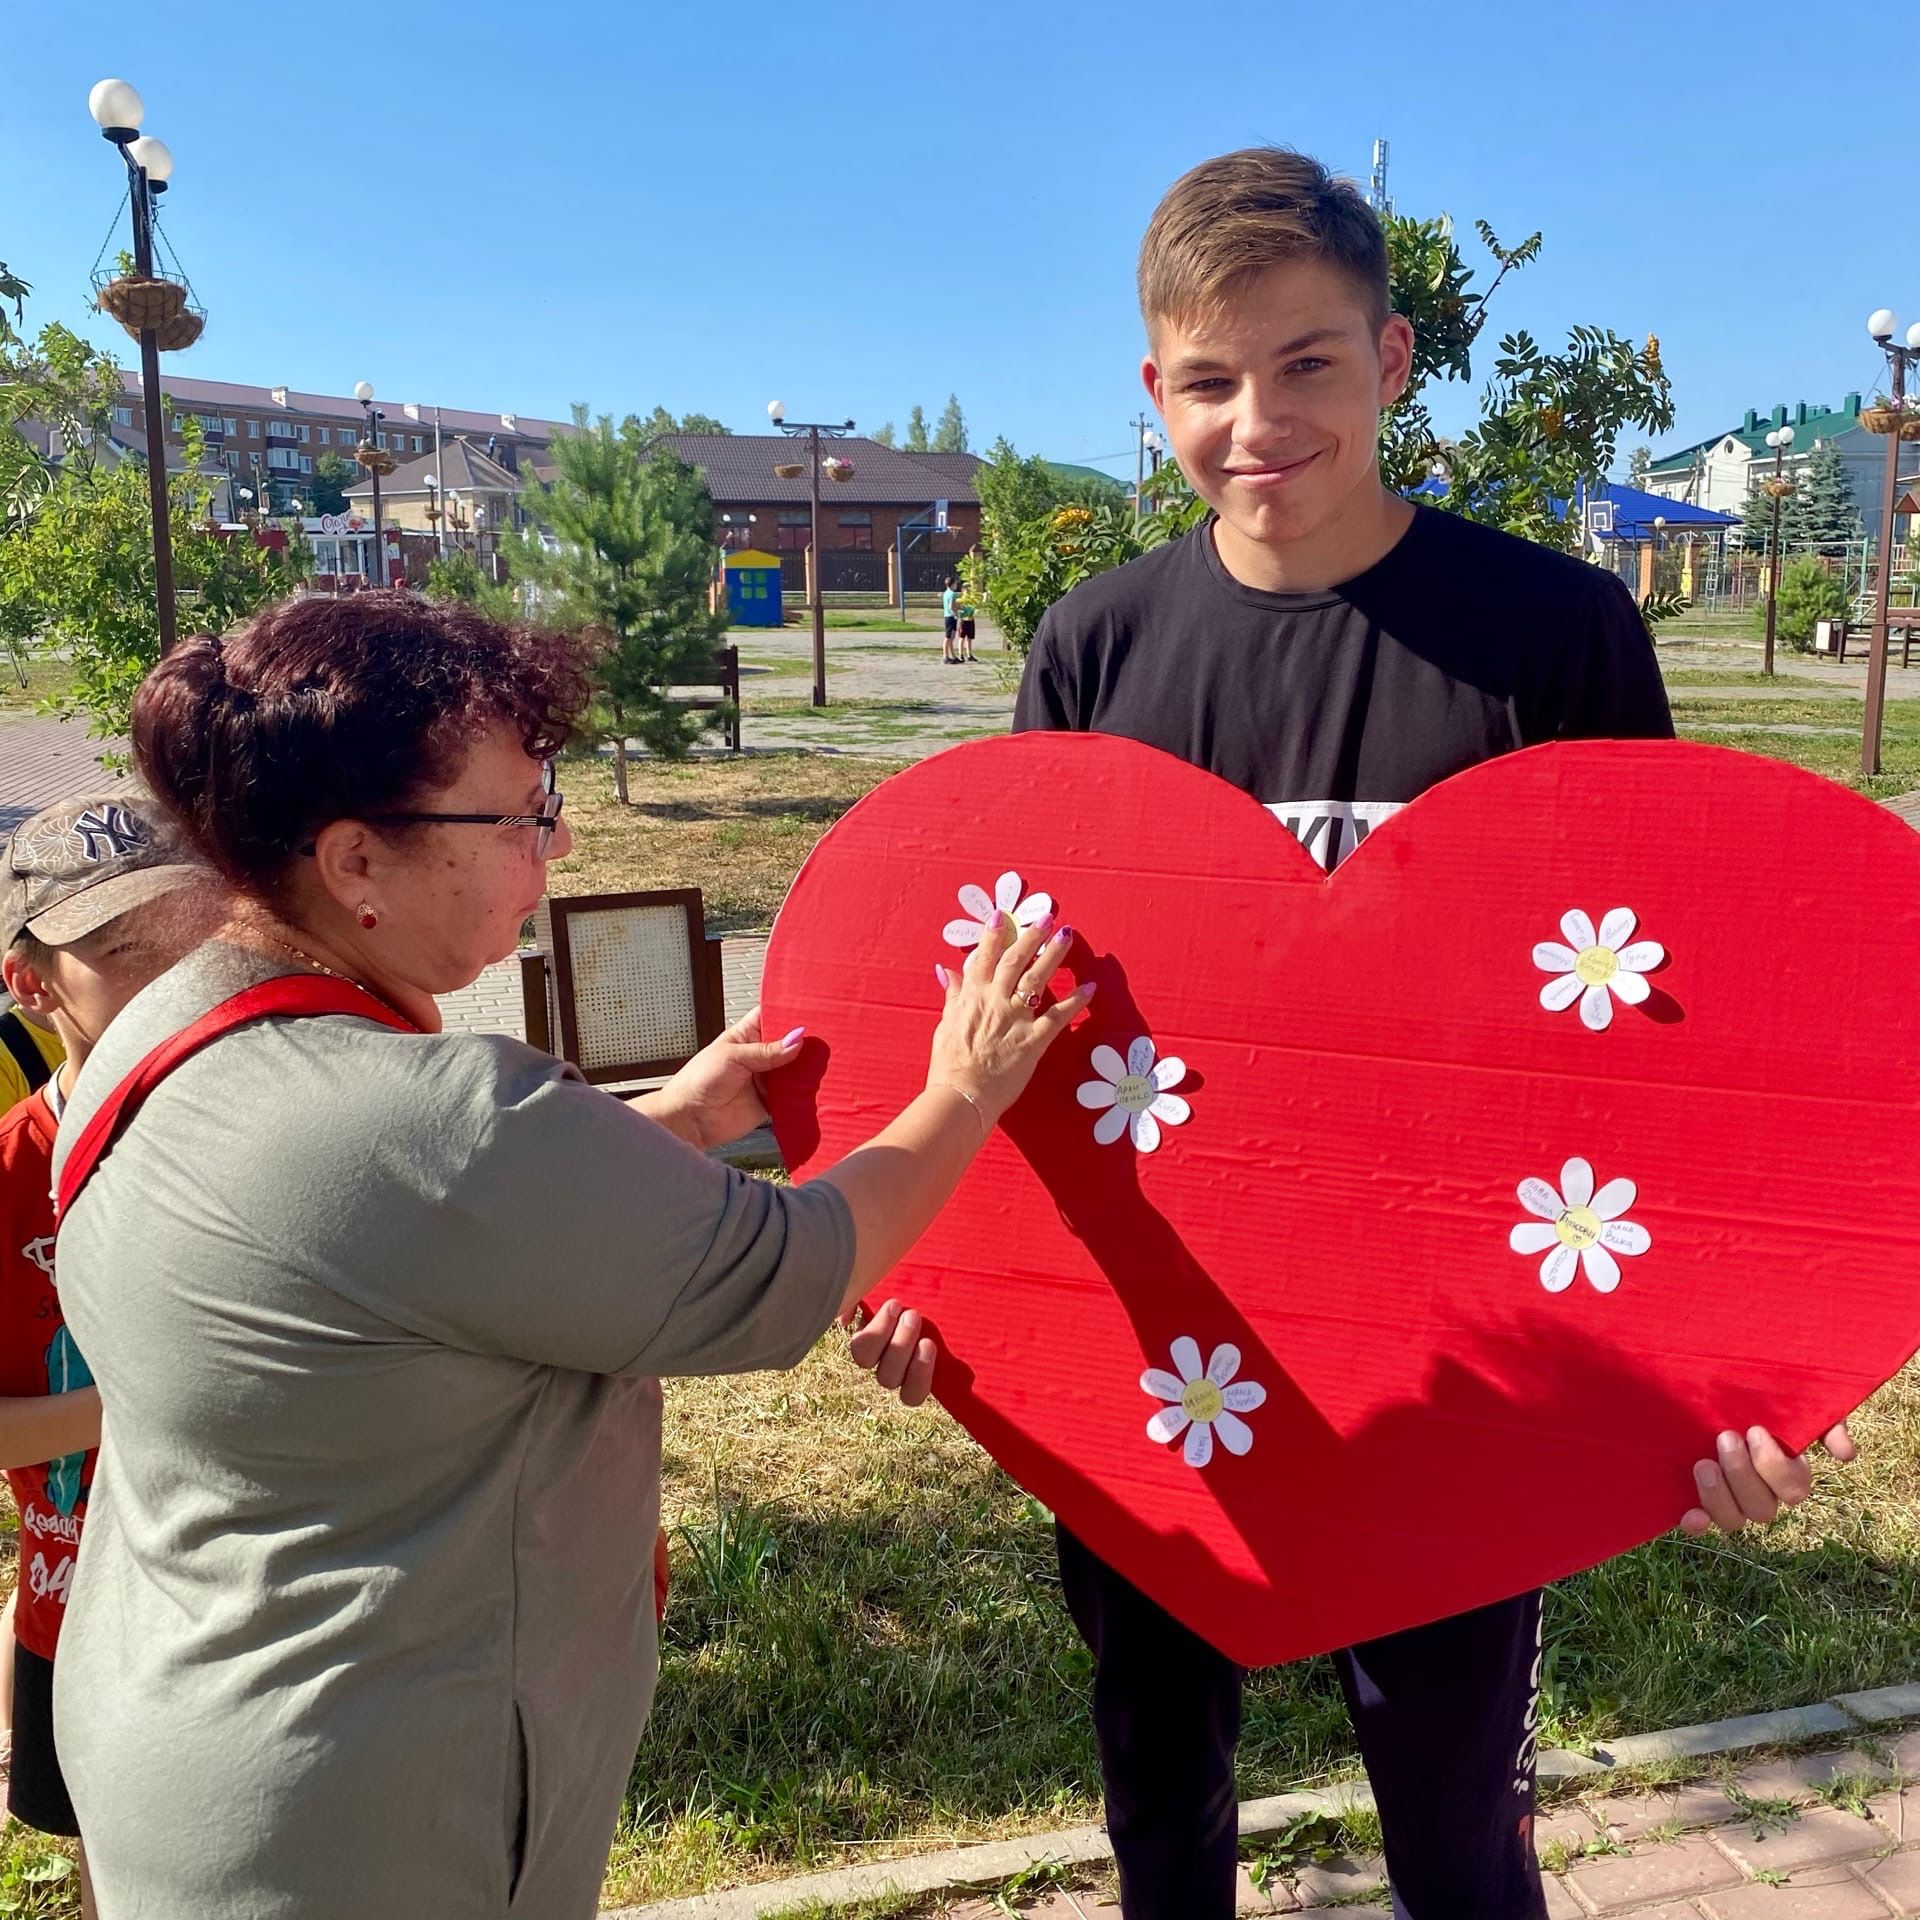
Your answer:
[49,592,1092,1920]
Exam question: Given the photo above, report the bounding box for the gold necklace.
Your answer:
[255,926,406,1022]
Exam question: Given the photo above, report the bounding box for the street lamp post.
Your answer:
[422,472,441,554]
[88,78,179,654]
[1760,426,1796,679]
[768,400,855,707]
[1862,309,1920,775]
[354,381,388,585]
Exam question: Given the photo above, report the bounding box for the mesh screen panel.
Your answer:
[565,903,699,1070]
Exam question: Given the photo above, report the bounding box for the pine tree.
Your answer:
[904,405,929,452]
[310,451,356,515]
[510,406,730,799]
[870,421,896,448]
[933,394,968,453]
[1793,439,1862,557]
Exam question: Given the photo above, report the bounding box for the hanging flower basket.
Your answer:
[1761,478,1796,499]
[1902,418,1920,444]
[150,307,205,353]
[1862,406,1904,435]
[354,444,396,476]
[823,456,855,483]
[773,462,806,480]
[95,272,186,332]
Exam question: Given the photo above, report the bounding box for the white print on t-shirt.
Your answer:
[1265,800,1405,873]
[1513,1592,1545,1792]
[20,1234,54,1280]
[27,1549,74,1604]
[22,1507,80,1546]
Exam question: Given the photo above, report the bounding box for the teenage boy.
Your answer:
[1,788,210,1916]
[941,577,961,663]
[0,997,62,1109]
[850,147,1849,1918]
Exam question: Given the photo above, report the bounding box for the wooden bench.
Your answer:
[1833,615,1920,666]
[661,646,742,751]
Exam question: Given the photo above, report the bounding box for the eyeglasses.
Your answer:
[299,765,565,858]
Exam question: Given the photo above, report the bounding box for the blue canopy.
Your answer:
[1410,476,1737,541]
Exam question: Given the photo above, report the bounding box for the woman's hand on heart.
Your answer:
[1679,1421,1856,1535]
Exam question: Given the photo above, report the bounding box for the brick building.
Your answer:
[112,372,566,517]
[657,435,982,594]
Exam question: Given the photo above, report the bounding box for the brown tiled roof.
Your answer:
[125,372,566,444]
[656,435,981,506]
[343,436,522,500]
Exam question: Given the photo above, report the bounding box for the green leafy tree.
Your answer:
[630,406,731,440]
[933,394,968,453]
[424,546,519,622]
[870,420,896,448]
[904,405,929,452]
[310,450,357,516]
[1627,445,1651,486]
[1433,328,1673,547]
[1,319,125,536]
[1760,555,1848,649]
[510,406,730,799]
[0,415,308,741]
[1377,215,1539,491]
[970,464,1205,658]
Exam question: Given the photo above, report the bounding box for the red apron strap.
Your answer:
[57,975,417,1221]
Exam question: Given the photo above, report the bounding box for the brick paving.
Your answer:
[935,1737,1920,1919]
[0,713,122,835]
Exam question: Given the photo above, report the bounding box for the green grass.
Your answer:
[0,656,77,713]
[1658,669,1854,689]
[603,1334,1920,1906]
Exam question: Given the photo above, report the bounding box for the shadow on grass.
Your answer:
[625,1414,1920,1896]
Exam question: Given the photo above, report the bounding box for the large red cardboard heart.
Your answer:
[761,735,1920,1666]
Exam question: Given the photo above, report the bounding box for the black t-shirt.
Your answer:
[1013,506,1674,870]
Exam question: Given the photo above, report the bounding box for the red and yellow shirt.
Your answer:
[0,1088,96,1659]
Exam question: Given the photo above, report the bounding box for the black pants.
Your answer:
[1057,1524,1547,1920]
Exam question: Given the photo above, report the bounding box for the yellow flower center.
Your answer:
[1574,945,1619,987]
[1181,1378,1224,1423]
[1555,1205,1602,1251]
[1113,1073,1156,1114]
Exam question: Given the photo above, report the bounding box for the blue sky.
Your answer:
[3,2,1907,482]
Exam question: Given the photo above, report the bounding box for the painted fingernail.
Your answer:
[1083,980,1099,1000]
[1031,913,1054,936]
[934,964,949,989]
[1055,925,1074,945]
[782,1026,806,1049]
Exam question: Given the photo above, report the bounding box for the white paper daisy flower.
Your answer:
[1077,1036,1190,1154]
[942,870,1054,950]
[1141,1336,1266,1469]
[1533,908,1665,1032]
[1510,1158,1651,1295]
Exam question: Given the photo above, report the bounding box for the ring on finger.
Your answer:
[1013,987,1044,1011]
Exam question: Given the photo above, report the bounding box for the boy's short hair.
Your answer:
[1138,147,1390,342]
[5,928,54,975]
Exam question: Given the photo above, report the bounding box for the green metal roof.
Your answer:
[1650,395,1866,473]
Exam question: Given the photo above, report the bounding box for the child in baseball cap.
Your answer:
[0,788,212,1913]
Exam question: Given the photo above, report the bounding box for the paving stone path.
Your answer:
[943,1730,1920,1920]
